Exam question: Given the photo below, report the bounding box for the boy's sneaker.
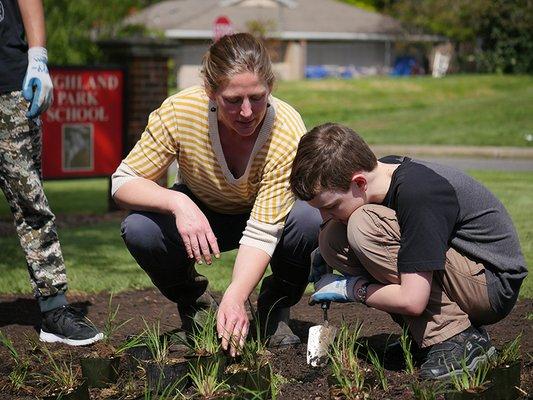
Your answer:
[40,305,103,346]
[419,326,496,380]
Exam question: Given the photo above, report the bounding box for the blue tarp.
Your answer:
[391,56,417,76]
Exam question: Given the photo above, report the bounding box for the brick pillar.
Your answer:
[127,57,169,154]
[98,38,181,210]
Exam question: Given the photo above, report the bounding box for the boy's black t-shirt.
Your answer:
[0,0,28,93]
[379,155,527,316]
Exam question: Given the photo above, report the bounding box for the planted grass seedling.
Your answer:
[399,326,416,375]
[410,380,444,400]
[225,319,273,399]
[35,345,89,400]
[188,357,230,399]
[141,374,187,400]
[186,306,222,356]
[0,330,30,391]
[446,357,492,400]
[182,307,226,377]
[142,319,189,394]
[328,320,369,400]
[489,334,522,400]
[366,347,388,391]
[80,293,142,388]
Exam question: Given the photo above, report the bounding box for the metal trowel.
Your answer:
[307,301,337,367]
[306,249,337,367]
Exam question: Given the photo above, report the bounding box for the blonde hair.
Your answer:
[201,33,275,95]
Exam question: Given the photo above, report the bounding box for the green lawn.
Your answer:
[0,178,110,216]
[275,75,533,147]
[0,170,530,298]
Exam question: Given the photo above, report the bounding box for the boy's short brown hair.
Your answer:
[290,123,377,200]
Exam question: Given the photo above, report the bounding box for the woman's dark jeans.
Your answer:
[121,184,321,321]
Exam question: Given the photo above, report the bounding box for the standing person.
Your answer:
[0,0,102,345]
[290,123,527,379]
[113,33,321,356]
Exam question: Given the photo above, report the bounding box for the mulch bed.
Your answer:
[0,288,531,399]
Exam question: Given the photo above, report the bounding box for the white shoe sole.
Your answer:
[39,330,104,346]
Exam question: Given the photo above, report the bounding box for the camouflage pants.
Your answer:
[0,91,67,298]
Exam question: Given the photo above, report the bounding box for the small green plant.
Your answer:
[142,378,185,400]
[328,320,368,399]
[102,293,131,343]
[366,347,388,391]
[492,333,521,367]
[270,372,287,400]
[0,330,21,362]
[399,326,415,374]
[185,307,221,356]
[0,330,30,390]
[449,358,491,392]
[142,319,169,365]
[239,317,270,370]
[24,332,41,354]
[36,346,80,395]
[8,361,29,391]
[114,333,144,356]
[239,385,271,400]
[188,358,229,398]
[410,380,443,400]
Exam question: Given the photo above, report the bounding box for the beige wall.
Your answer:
[175,38,390,88]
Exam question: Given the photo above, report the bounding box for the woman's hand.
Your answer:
[169,193,220,264]
[217,288,249,357]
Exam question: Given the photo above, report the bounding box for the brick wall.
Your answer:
[126,57,168,154]
[98,39,180,209]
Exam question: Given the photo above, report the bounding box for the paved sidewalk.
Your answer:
[373,145,533,172]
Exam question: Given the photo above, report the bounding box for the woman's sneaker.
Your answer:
[419,326,496,380]
[39,305,103,346]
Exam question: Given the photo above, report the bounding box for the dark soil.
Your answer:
[0,288,531,399]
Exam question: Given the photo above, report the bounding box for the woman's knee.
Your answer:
[279,200,321,259]
[285,200,321,243]
[121,212,167,252]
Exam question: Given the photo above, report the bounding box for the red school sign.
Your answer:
[41,67,124,179]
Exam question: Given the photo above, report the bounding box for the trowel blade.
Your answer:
[307,320,337,367]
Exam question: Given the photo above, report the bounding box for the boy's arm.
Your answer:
[356,271,433,316]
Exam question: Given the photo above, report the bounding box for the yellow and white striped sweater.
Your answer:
[113,86,307,256]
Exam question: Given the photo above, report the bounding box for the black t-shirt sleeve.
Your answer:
[395,167,459,273]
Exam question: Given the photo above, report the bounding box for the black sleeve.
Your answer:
[396,167,459,273]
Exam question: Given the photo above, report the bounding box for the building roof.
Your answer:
[126,0,441,41]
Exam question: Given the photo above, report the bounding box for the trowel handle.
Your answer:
[321,301,330,321]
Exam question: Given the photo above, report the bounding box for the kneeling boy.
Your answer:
[289,123,527,379]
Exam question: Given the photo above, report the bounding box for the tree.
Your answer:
[43,0,159,65]
[338,0,533,73]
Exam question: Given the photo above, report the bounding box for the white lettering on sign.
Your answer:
[47,72,121,123]
[86,75,120,90]
[53,75,83,90]
[57,91,99,106]
[46,107,108,122]
[52,74,120,90]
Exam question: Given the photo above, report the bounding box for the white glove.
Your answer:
[310,273,364,304]
[22,47,54,118]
